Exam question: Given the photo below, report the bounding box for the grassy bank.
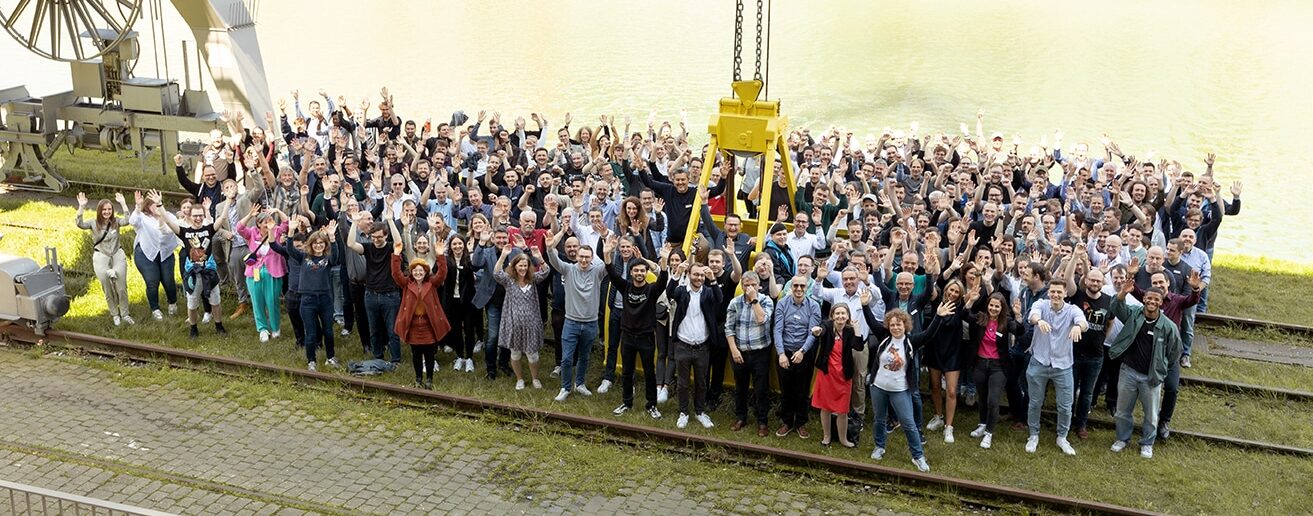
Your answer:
[3,197,1313,514]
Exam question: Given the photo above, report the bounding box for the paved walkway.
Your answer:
[0,350,908,515]
[1201,335,1313,367]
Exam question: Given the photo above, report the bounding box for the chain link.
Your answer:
[754,0,764,81]
[733,0,744,81]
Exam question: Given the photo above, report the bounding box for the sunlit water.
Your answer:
[3,0,1311,263]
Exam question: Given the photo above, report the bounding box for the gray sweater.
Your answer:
[548,251,606,323]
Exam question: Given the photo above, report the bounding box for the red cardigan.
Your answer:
[391,254,451,345]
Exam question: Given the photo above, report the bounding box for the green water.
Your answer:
[3,0,1311,263]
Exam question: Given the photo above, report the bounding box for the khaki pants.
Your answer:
[93,249,130,318]
[850,345,870,415]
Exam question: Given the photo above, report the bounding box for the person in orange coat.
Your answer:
[391,238,450,389]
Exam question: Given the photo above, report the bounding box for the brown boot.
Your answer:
[229,302,249,320]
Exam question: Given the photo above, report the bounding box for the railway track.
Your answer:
[1,326,1163,516]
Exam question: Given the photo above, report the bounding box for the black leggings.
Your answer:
[411,344,437,381]
[444,302,481,360]
[973,357,1007,433]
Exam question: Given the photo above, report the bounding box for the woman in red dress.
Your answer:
[811,304,867,448]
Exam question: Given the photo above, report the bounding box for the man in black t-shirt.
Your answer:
[346,213,403,363]
[169,204,225,337]
[1068,272,1111,438]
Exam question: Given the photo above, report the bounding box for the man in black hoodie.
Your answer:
[604,236,668,420]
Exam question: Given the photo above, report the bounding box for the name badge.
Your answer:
[911,309,919,315]
[996,331,1004,338]
[1147,331,1155,336]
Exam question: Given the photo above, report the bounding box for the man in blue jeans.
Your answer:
[1109,282,1182,459]
[1026,280,1088,456]
[472,226,514,379]
[346,215,403,362]
[546,229,607,401]
[1067,270,1112,439]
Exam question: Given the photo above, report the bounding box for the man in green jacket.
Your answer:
[1107,280,1182,459]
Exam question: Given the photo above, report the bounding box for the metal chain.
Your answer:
[733,0,744,81]
[754,0,764,81]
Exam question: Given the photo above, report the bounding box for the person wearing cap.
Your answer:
[390,235,450,389]
[761,222,796,288]
[603,236,668,419]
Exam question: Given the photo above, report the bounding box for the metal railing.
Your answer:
[1,480,175,516]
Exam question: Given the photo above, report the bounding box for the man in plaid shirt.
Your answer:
[725,271,776,437]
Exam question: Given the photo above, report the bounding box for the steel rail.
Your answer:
[4,326,1161,516]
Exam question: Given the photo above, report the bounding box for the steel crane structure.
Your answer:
[0,0,272,191]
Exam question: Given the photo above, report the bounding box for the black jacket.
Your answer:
[813,321,866,381]
[666,281,723,345]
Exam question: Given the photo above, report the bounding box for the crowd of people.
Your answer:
[73,88,1242,472]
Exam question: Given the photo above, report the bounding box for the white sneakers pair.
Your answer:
[870,448,930,472]
[656,386,669,404]
[969,424,992,449]
[675,413,713,429]
[1025,436,1076,455]
[1111,441,1154,459]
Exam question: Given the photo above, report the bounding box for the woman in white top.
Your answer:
[129,190,181,320]
[869,303,954,472]
[76,192,134,326]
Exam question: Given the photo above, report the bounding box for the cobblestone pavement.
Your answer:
[0,350,912,515]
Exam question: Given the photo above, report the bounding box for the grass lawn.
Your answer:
[3,196,1313,514]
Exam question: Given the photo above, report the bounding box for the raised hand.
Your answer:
[937,301,957,317]
[114,192,126,206]
[1230,180,1243,197]
[1188,270,1203,290]
[174,154,185,167]
[1204,153,1216,168]
[76,192,87,208]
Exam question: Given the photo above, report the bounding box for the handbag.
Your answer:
[243,234,268,266]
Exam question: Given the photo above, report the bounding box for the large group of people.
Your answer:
[74,89,1242,472]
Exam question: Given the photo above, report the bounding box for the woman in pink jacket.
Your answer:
[236,204,290,342]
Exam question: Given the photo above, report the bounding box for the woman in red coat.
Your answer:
[391,239,450,389]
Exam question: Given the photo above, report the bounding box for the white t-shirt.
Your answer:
[874,336,910,392]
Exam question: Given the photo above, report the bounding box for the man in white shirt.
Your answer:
[668,265,723,430]
[786,212,827,266]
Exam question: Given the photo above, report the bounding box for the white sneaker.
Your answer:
[1140,445,1154,459]
[326,358,340,368]
[912,457,930,472]
[1057,437,1077,456]
[515,379,525,391]
[152,310,164,321]
[454,358,464,371]
[443,346,453,354]
[532,379,543,389]
[202,313,212,324]
[613,404,630,416]
[1111,440,1128,453]
[554,389,570,402]
[474,340,484,353]
[980,433,993,449]
[464,360,474,373]
[340,328,350,337]
[657,386,669,404]
[122,315,135,325]
[871,447,886,460]
[550,366,561,378]
[676,413,689,429]
[1025,436,1039,453]
[648,407,662,419]
[944,426,955,444]
[271,331,280,339]
[113,316,121,327]
[307,361,316,371]
[597,379,612,393]
[574,385,593,396]
[970,424,987,438]
[964,391,977,407]
[167,304,178,316]
[259,330,270,343]
[926,415,945,431]
[695,413,714,428]
[433,360,440,372]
